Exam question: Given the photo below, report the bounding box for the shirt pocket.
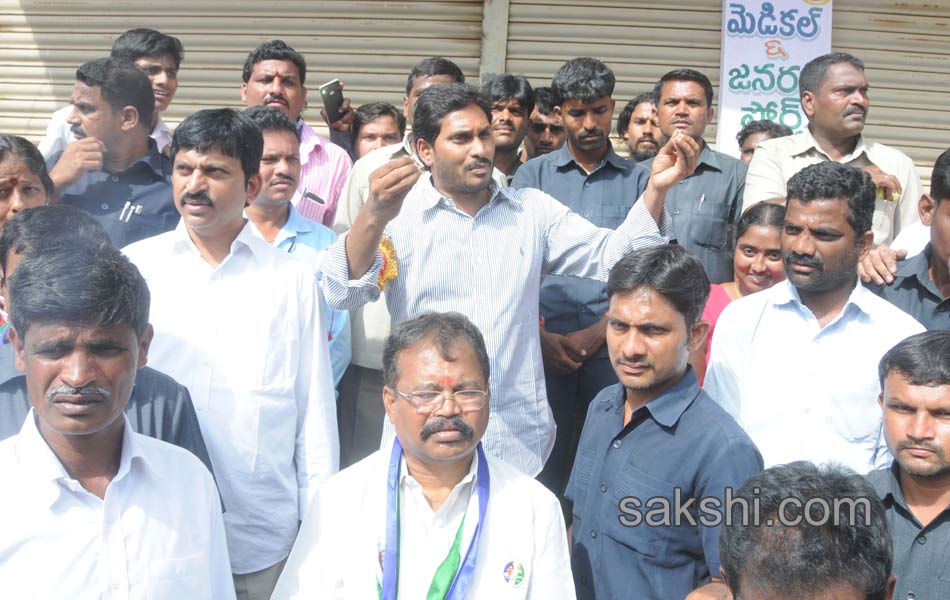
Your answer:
[688,207,729,249]
[148,553,211,599]
[604,465,684,562]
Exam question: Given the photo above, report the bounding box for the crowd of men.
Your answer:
[0,26,947,600]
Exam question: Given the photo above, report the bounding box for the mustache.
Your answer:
[636,134,657,144]
[269,175,296,186]
[180,191,213,206]
[70,125,86,138]
[465,158,492,171]
[263,93,288,106]
[785,251,823,270]
[580,129,604,138]
[46,383,110,402]
[844,105,866,117]
[897,439,943,457]
[420,415,474,441]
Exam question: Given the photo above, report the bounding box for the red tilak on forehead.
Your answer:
[4,177,17,187]
[438,375,453,388]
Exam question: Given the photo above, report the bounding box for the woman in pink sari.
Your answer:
[692,201,786,385]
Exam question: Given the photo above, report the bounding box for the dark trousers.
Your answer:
[337,364,386,468]
[537,356,618,497]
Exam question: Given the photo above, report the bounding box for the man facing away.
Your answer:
[272,312,575,599]
[124,108,338,599]
[0,243,233,598]
[321,82,700,477]
[39,27,183,157]
[868,331,950,600]
[45,57,178,247]
[706,162,925,473]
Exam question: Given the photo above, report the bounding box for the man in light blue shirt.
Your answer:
[244,106,351,386]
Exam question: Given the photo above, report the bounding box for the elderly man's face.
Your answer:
[11,321,151,438]
[384,337,490,466]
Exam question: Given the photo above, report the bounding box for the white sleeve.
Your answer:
[527,491,577,600]
[742,141,789,209]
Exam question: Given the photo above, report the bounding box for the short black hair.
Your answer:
[170,108,263,185]
[607,244,710,328]
[353,102,406,140]
[0,205,110,275]
[736,119,793,148]
[653,68,714,108]
[931,147,950,204]
[412,84,491,148]
[533,86,557,116]
[405,57,465,96]
[76,57,154,131]
[9,241,150,339]
[244,105,300,141]
[481,74,535,115]
[616,92,655,138]
[0,135,54,200]
[720,461,892,600]
[800,52,865,98]
[242,39,306,84]
[551,57,615,105]
[878,331,950,390]
[383,312,490,388]
[111,28,184,68]
[786,162,875,239]
[736,201,786,241]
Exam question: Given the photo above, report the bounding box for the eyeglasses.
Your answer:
[530,123,566,135]
[390,386,489,414]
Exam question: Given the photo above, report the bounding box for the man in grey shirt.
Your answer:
[868,331,950,600]
[644,69,747,283]
[0,205,213,474]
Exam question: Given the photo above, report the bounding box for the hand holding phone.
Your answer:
[320,79,346,124]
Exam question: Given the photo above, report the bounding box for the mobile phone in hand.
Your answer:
[319,79,346,123]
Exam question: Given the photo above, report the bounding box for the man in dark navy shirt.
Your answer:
[513,57,650,498]
[567,245,762,600]
[46,58,177,247]
[870,148,950,330]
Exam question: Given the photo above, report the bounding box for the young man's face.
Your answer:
[489,98,529,153]
[623,101,664,160]
[656,80,711,143]
[557,96,615,153]
[403,74,458,126]
[134,54,179,115]
[880,371,950,479]
[803,62,869,141]
[66,81,127,147]
[417,104,494,197]
[524,110,566,158]
[355,115,403,158]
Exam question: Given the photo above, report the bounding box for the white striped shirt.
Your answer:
[321,176,669,475]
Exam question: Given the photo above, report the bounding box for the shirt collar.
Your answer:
[417,174,509,213]
[695,143,724,172]
[171,219,264,262]
[14,411,159,508]
[553,142,631,173]
[771,278,877,319]
[111,138,166,179]
[876,461,908,509]
[794,127,870,163]
[601,368,701,429]
[894,244,945,296]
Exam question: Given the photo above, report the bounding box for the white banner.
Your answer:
[716,0,833,157]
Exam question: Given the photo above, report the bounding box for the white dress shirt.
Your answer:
[0,412,234,599]
[272,442,576,599]
[124,222,338,574]
[743,129,922,245]
[38,105,173,157]
[705,280,925,472]
[321,175,669,476]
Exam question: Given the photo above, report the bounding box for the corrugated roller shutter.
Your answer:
[0,1,484,142]
[505,0,948,191]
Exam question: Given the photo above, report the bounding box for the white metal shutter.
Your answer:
[0,1,484,142]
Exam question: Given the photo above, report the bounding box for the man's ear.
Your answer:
[120,105,141,132]
[244,173,263,204]
[240,83,249,105]
[137,324,154,370]
[402,95,411,120]
[856,229,875,261]
[801,91,816,119]
[9,326,25,373]
[919,194,935,226]
[687,319,710,353]
[383,385,397,423]
[885,574,896,600]
[707,104,715,123]
[553,105,562,118]
[416,137,435,168]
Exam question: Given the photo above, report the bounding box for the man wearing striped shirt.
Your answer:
[322,83,699,476]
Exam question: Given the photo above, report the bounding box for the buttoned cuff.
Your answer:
[319,231,383,310]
